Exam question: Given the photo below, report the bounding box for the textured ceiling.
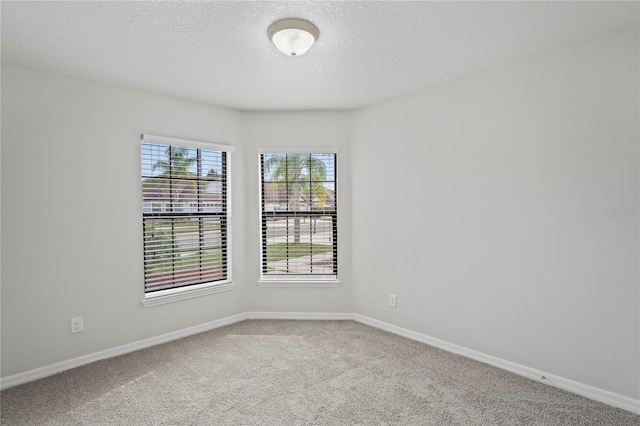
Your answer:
[2,1,638,111]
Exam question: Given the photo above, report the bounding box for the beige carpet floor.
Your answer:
[1,320,638,425]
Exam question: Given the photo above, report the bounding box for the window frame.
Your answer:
[257,148,340,288]
[140,134,235,307]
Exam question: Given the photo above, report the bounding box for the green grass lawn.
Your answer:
[145,247,223,274]
[265,242,333,262]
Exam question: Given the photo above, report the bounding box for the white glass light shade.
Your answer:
[271,29,315,56]
[268,19,319,56]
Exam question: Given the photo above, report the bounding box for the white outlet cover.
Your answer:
[71,317,83,333]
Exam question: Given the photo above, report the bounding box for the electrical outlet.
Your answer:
[389,294,397,308]
[71,317,83,334]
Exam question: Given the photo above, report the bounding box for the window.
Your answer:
[259,152,338,285]
[141,134,234,299]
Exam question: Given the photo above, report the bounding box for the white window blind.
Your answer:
[260,152,338,280]
[141,135,233,294]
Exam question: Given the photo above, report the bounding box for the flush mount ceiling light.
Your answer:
[268,18,319,56]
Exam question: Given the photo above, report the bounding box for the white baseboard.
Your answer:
[2,311,638,415]
[352,313,640,415]
[0,312,249,390]
[246,311,353,320]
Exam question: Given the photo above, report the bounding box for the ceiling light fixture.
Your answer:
[268,18,319,56]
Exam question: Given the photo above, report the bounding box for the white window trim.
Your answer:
[258,147,338,155]
[257,148,340,288]
[142,134,236,153]
[141,281,235,307]
[140,134,235,305]
[257,278,341,288]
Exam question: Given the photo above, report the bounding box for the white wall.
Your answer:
[351,29,639,399]
[0,63,247,377]
[240,112,352,313]
[2,28,638,405]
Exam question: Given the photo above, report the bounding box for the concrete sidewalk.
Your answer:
[267,250,334,275]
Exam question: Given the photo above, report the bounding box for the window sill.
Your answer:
[257,279,341,288]
[141,281,235,307]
